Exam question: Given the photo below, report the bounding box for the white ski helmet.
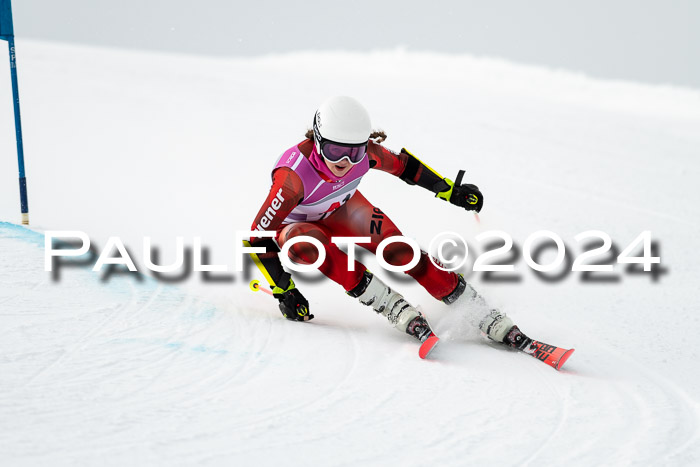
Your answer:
[313,96,371,151]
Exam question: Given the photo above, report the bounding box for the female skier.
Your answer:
[246,96,526,355]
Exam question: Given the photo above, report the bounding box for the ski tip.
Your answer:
[554,348,575,370]
[419,334,440,359]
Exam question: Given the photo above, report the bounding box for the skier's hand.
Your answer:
[437,170,484,213]
[272,279,313,321]
[451,182,483,212]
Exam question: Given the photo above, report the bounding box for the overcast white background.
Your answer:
[10,0,700,88]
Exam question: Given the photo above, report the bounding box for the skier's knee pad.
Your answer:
[381,240,420,269]
[280,224,329,265]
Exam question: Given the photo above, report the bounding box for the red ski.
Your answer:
[418,326,574,370]
[518,339,575,370]
[419,333,440,359]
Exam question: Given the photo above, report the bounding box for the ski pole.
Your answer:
[249,279,273,296]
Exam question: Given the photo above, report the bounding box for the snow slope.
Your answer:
[1,40,700,466]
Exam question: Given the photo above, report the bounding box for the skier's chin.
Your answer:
[331,164,351,177]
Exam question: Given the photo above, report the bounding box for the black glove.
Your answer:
[446,170,483,212]
[272,279,313,322]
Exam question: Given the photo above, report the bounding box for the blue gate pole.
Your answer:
[7,36,28,224]
[1,0,28,225]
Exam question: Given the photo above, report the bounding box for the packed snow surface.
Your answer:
[1,41,700,466]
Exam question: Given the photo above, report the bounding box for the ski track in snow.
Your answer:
[1,223,700,465]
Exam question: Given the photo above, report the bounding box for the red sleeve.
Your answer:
[367,141,408,176]
[368,142,450,194]
[247,167,304,290]
[250,167,304,235]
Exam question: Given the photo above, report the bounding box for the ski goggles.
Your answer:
[319,140,368,165]
[313,117,368,165]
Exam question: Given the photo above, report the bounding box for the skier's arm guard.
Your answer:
[399,149,484,212]
[243,237,293,291]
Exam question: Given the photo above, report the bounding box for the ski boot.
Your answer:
[479,309,518,344]
[502,325,531,350]
[348,270,422,334]
[479,310,534,350]
[348,270,440,359]
[406,315,434,343]
[442,274,492,309]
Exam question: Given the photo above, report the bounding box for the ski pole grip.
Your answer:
[454,169,465,187]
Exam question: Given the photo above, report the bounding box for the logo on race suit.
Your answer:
[285,152,297,164]
[332,182,345,191]
[370,207,384,235]
[255,188,285,230]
